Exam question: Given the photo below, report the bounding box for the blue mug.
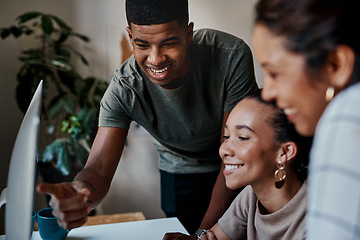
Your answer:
[37,207,69,240]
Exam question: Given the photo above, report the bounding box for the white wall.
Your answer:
[0,0,262,228]
[189,0,263,85]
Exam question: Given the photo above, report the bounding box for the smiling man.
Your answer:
[37,0,258,236]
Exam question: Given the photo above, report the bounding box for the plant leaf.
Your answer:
[42,138,72,176]
[55,141,71,176]
[41,15,54,37]
[0,28,11,39]
[71,142,89,166]
[18,57,43,65]
[50,59,72,71]
[10,26,22,37]
[70,32,90,42]
[50,15,72,33]
[16,12,42,24]
[62,94,78,114]
[63,44,89,65]
[47,94,65,118]
[79,107,97,136]
[47,123,55,135]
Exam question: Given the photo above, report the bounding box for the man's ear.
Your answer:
[277,142,297,163]
[126,26,133,41]
[186,22,194,44]
[327,45,355,90]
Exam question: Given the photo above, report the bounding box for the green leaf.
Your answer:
[16,12,42,24]
[0,28,11,39]
[55,33,69,45]
[61,120,70,132]
[18,57,43,65]
[80,108,97,135]
[42,138,72,176]
[47,123,55,134]
[50,15,72,33]
[55,141,71,176]
[50,59,72,71]
[10,26,22,37]
[47,94,65,118]
[70,32,90,42]
[63,44,89,65]
[71,142,89,166]
[41,15,54,37]
[47,93,78,118]
[62,94,78,113]
[24,29,34,35]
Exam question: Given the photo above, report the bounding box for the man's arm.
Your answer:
[37,126,128,229]
[199,112,240,229]
[199,163,240,229]
[73,126,128,207]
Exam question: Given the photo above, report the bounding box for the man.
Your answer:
[37,0,258,235]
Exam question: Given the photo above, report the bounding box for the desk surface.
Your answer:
[84,212,146,226]
[30,217,188,240]
[1,214,188,240]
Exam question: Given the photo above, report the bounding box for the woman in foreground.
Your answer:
[164,91,312,240]
[252,0,360,238]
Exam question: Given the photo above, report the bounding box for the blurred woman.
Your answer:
[252,0,360,238]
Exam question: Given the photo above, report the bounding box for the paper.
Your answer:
[5,217,188,240]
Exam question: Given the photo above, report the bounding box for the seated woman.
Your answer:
[163,91,312,240]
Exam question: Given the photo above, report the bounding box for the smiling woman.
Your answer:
[208,91,313,240]
[253,0,360,239]
[164,90,313,240]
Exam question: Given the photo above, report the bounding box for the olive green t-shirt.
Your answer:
[99,28,258,173]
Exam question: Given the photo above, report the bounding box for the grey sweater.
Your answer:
[218,182,307,240]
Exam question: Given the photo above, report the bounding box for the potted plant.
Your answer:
[0,12,108,181]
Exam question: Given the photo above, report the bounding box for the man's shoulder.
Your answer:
[111,55,144,85]
[193,28,245,49]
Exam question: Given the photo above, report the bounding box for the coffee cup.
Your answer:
[37,207,69,240]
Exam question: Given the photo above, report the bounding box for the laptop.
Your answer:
[0,80,42,239]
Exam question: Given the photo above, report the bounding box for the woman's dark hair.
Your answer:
[126,0,189,28]
[246,90,313,183]
[255,0,360,86]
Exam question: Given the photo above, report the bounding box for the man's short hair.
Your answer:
[126,0,189,27]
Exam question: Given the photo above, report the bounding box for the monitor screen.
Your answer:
[4,80,42,239]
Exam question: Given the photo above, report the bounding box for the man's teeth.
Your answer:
[284,108,297,115]
[225,165,241,171]
[150,66,169,75]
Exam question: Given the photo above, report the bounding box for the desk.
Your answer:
[1,213,188,240]
[84,211,146,226]
[34,212,146,230]
[30,217,188,240]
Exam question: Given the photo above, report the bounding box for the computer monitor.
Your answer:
[0,80,42,239]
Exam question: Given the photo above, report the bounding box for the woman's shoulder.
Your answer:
[324,82,360,118]
[231,185,258,213]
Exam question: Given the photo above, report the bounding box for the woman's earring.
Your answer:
[274,160,286,189]
[325,86,335,101]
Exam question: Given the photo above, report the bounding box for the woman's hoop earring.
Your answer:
[274,160,286,189]
[325,86,335,101]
